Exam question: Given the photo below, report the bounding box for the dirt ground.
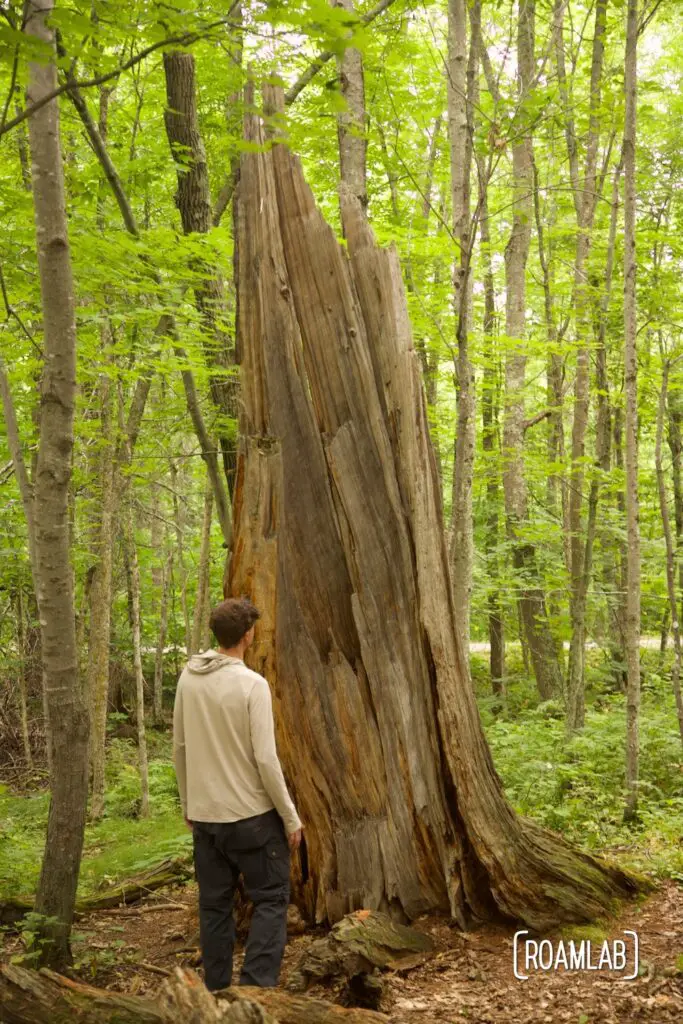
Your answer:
[2,881,682,1022]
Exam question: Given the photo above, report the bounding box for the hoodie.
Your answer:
[172,650,301,834]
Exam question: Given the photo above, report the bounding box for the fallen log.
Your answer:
[0,965,387,1023]
[0,856,192,926]
[220,988,387,1023]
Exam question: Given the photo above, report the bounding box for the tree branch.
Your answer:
[0,7,243,140]
[284,0,399,104]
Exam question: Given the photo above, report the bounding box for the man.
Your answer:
[173,597,302,991]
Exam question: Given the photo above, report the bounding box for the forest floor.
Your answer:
[2,877,681,1022]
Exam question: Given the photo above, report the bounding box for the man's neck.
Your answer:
[218,644,245,661]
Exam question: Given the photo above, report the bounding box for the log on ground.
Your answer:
[0,856,192,926]
[0,965,387,1024]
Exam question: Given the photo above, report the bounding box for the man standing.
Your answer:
[173,597,302,991]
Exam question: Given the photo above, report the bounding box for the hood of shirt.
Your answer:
[186,650,244,675]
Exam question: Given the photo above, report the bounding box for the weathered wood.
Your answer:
[221,988,386,1023]
[0,964,165,1024]
[228,84,644,933]
[287,910,433,992]
[0,965,386,1024]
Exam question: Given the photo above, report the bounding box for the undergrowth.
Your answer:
[1,650,681,901]
[0,729,190,900]
[475,649,683,880]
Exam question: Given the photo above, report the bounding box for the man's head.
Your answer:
[209,597,260,654]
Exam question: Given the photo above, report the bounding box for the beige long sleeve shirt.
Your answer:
[172,651,301,835]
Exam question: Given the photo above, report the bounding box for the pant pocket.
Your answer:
[264,835,291,889]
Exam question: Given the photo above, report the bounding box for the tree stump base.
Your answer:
[287,909,433,1002]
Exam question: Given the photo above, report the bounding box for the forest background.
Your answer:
[0,0,682,985]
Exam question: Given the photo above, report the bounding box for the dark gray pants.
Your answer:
[192,809,290,991]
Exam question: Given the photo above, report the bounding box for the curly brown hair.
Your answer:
[209,598,260,648]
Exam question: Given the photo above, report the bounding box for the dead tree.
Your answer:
[227,86,641,931]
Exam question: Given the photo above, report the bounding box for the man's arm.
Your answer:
[172,680,189,821]
[249,677,302,836]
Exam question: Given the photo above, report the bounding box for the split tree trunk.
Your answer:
[228,86,640,932]
[502,0,562,700]
[24,0,90,969]
[622,0,641,822]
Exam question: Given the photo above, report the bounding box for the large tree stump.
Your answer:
[228,84,644,932]
[0,965,387,1024]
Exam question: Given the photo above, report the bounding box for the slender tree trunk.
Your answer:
[229,85,641,931]
[14,588,33,768]
[163,50,238,510]
[0,352,51,769]
[503,0,562,700]
[169,459,191,654]
[153,551,172,725]
[667,385,683,628]
[87,367,116,820]
[123,508,150,817]
[622,0,640,821]
[655,358,683,745]
[191,481,214,655]
[24,0,89,969]
[565,0,608,731]
[479,169,504,698]
[609,405,629,690]
[334,0,367,213]
[447,0,477,651]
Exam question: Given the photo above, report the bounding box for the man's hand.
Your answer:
[288,827,302,851]
[185,817,194,832]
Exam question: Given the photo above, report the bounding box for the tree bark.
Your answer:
[334,0,367,214]
[622,0,640,822]
[23,0,90,969]
[502,0,562,700]
[656,357,683,745]
[228,86,641,932]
